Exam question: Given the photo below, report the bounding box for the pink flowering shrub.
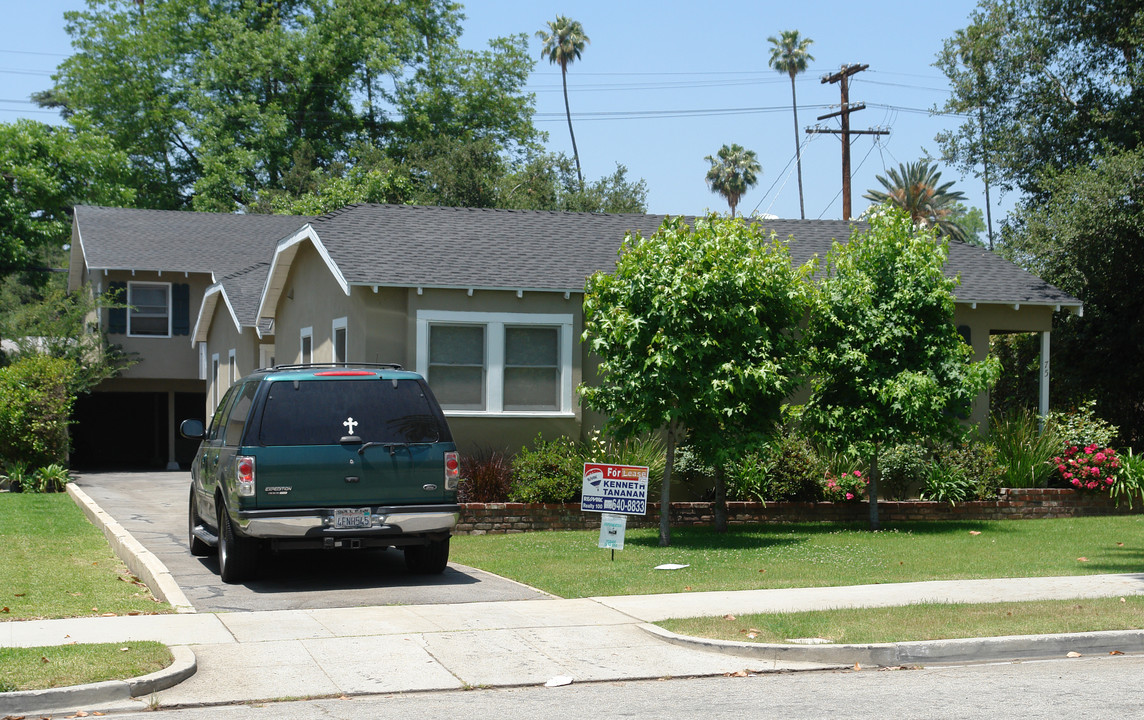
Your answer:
[1054,444,1120,491]
[823,470,868,502]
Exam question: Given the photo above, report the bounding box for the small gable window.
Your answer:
[128,282,171,337]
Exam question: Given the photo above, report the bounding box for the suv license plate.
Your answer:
[333,508,372,529]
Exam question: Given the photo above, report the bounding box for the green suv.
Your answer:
[180,364,460,583]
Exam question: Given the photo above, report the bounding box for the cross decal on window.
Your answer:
[343,417,359,435]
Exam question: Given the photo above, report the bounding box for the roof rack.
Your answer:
[260,362,404,372]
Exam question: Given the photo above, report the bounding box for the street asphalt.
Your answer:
[2,474,1144,716]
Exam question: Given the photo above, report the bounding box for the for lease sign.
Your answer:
[581,463,649,516]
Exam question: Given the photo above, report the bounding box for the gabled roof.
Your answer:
[256,204,1081,317]
[71,205,311,284]
[191,261,273,344]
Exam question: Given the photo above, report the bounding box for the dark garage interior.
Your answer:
[71,391,204,470]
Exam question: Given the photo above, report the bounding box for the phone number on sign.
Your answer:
[601,498,645,514]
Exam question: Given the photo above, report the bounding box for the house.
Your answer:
[68,204,1082,468]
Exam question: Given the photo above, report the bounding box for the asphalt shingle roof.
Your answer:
[74,206,311,278]
[74,204,1081,311]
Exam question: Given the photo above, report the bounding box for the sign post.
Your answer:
[581,463,648,560]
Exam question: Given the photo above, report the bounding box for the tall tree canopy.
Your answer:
[536,16,590,188]
[768,30,814,220]
[0,118,135,277]
[45,0,541,212]
[704,143,760,218]
[935,0,1144,197]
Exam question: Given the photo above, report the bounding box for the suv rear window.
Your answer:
[257,378,448,446]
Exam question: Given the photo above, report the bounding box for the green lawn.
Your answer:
[449,516,1144,598]
[0,493,173,620]
[659,597,1144,645]
[0,642,172,692]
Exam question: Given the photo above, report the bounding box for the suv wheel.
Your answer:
[188,490,211,557]
[404,537,450,574]
[217,504,257,583]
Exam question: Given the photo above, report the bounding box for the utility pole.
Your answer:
[807,64,888,220]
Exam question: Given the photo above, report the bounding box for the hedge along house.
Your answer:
[67,206,310,469]
[72,203,1081,467]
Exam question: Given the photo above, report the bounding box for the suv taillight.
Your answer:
[236,455,256,497]
[444,451,459,491]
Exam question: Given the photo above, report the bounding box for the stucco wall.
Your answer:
[200,298,265,414]
[93,269,213,381]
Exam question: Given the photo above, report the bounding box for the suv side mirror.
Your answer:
[180,418,205,440]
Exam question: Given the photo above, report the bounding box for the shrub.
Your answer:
[934,441,1005,500]
[919,461,976,504]
[508,434,583,503]
[1112,449,1144,509]
[26,463,70,493]
[880,443,928,500]
[0,460,30,492]
[1053,444,1119,492]
[458,448,512,503]
[0,356,78,469]
[822,469,867,502]
[990,408,1061,488]
[723,451,773,502]
[1046,400,1118,449]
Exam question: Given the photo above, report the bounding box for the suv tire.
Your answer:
[404,537,450,574]
[188,490,211,557]
[218,503,257,583]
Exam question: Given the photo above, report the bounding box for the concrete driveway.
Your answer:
[73,471,549,612]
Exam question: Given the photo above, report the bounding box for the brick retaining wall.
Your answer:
[454,488,1142,534]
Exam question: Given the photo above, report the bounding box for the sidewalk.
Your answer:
[5,572,1144,715]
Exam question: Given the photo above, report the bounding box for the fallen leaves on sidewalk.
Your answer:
[1066,651,1083,658]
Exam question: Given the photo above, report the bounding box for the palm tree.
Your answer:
[537,16,590,188]
[704,144,761,217]
[768,30,814,220]
[864,160,969,241]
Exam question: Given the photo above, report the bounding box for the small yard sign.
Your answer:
[598,513,627,550]
[581,463,649,516]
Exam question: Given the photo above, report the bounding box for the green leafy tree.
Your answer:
[800,206,999,529]
[935,0,1144,198]
[46,0,537,211]
[1002,148,1144,445]
[768,30,814,219]
[704,144,761,218]
[0,119,135,277]
[863,160,968,241]
[581,215,812,544]
[536,16,590,188]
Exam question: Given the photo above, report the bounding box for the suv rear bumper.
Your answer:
[235,504,460,538]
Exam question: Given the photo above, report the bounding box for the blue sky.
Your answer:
[2,0,1006,224]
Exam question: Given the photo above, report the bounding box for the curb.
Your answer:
[0,645,196,716]
[67,483,196,614]
[641,624,1144,666]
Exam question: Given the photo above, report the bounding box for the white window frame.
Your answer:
[415,310,574,417]
[300,326,313,365]
[126,281,172,338]
[198,343,207,380]
[259,344,275,370]
[332,317,348,364]
[228,348,238,385]
[211,353,221,411]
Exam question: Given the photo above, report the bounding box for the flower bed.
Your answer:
[454,488,1143,535]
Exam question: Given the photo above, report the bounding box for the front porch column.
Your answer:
[1039,331,1050,420]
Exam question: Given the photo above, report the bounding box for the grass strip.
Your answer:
[450,516,1144,598]
[0,493,172,621]
[0,642,173,692]
[658,597,1144,645]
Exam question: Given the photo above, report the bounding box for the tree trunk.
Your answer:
[659,423,678,547]
[561,65,584,190]
[713,463,728,532]
[868,446,881,531]
[790,73,806,220]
